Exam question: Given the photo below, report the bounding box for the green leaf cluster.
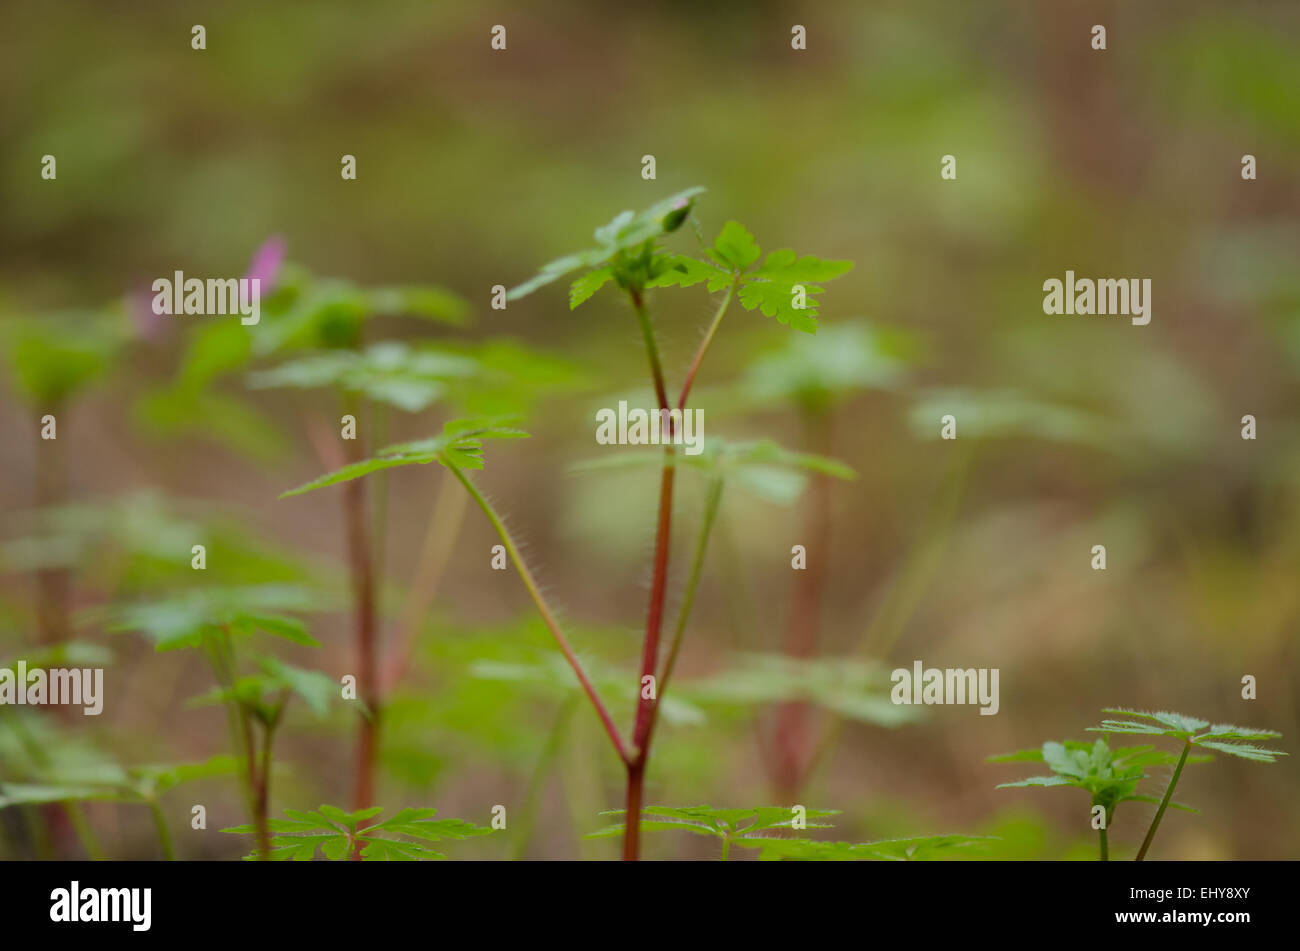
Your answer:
[104,583,324,652]
[223,805,492,860]
[1088,708,1286,762]
[587,805,838,844]
[991,738,1201,818]
[507,187,705,302]
[249,341,479,412]
[648,220,853,333]
[571,436,854,506]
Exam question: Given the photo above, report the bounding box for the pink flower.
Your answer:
[244,235,287,291]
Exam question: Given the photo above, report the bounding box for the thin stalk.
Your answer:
[64,803,105,861]
[342,391,379,810]
[622,760,646,861]
[1098,825,1109,862]
[381,467,467,692]
[629,289,669,412]
[720,834,732,862]
[641,476,725,755]
[148,800,176,861]
[676,281,737,411]
[1135,739,1191,861]
[631,455,675,751]
[205,629,262,856]
[512,698,577,860]
[444,461,629,763]
[623,282,738,861]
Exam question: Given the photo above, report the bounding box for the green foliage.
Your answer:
[254,265,467,355]
[248,341,480,412]
[223,805,492,860]
[909,387,1111,445]
[469,651,706,728]
[587,805,838,842]
[187,656,335,718]
[280,417,528,498]
[587,806,985,861]
[1088,708,1287,762]
[104,584,324,652]
[507,187,705,302]
[749,834,995,862]
[1,313,122,406]
[649,220,853,333]
[0,753,238,809]
[571,436,854,505]
[742,321,915,411]
[1,493,324,596]
[443,339,592,415]
[678,653,919,727]
[991,739,1200,818]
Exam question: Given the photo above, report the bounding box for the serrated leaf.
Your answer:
[711,221,761,270]
[645,254,733,292]
[280,418,529,497]
[1193,740,1286,762]
[106,585,323,653]
[225,805,491,861]
[569,267,614,309]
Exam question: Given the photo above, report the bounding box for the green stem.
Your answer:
[148,799,176,861]
[512,698,577,860]
[444,461,630,763]
[64,803,105,860]
[1098,825,1108,862]
[1135,739,1191,861]
[629,288,669,411]
[676,281,737,410]
[721,834,731,862]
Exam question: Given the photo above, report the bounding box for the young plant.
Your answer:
[223,805,491,861]
[0,751,237,860]
[108,584,334,860]
[281,189,854,859]
[1087,708,1285,860]
[249,261,467,811]
[510,187,853,859]
[990,738,1201,860]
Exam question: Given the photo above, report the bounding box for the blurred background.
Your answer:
[1,0,1297,860]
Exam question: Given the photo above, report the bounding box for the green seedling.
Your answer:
[991,738,1203,860]
[281,189,854,860]
[223,804,491,861]
[994,709,1285,860]
[1088,708,1285,860]
[108,584,334,859]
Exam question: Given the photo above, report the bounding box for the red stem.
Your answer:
[343,431,379,812]
[621,281,740,859]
